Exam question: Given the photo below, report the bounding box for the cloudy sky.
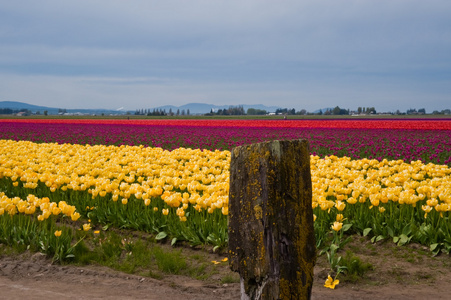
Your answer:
[1,0,450,112]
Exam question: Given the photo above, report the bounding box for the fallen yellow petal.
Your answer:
[324,275,339,289]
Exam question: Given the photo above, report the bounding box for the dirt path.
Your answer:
[1,242,450,300]
[0,253,239,300]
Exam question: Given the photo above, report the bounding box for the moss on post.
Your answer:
[228,139,315,300]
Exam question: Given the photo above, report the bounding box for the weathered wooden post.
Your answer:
[228,139,315,300]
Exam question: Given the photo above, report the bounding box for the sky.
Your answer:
[1,0,450,113]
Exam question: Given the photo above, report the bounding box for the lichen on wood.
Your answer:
[228,139,316,300]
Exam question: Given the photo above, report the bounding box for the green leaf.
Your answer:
[402,225,412,236]
[102,224,109,231]
[155,231,167,240]
[171,238,177,246]
[430,243,439,251]
[330,243,339,252]
[393,236,399,244]
[398,234,409,246]
[363,228,372,237]
[387,227,394,237]
[375,235,384,243]
[342,224,352,232]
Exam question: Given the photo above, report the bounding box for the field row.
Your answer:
[1,139,450,259]
[3,118,451,130]
[1,121,450,165]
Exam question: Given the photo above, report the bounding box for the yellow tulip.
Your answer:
[221,206,229,215]
[71,212,81,221]
[331,221,343,232]
[83,223,92,231]
[324,275,339,289]
[335,201,346,211]
[54,230,62,237]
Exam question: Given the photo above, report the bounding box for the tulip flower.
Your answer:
[324,275,339,289]
[331,222,343,232]
[83,223,92,231]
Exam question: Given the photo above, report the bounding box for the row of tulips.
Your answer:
[0,120,450,165]
[1,139,450,260]
[2,118,451,130]
[0,191,84,262]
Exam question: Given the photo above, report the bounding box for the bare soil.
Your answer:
[1,237,450,300]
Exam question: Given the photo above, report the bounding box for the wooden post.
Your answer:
[228,140,315,300]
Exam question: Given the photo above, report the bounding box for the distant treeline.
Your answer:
[206,106,246,116]
[2,105,450,117]
[206,105,448,116]
[135,108,191,116]
[131,105,449,116]
[0,108,32,115]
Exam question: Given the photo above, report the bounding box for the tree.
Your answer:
[247,108,267,115]
[332,106,341,115]
[187,109,190,116]
[275,108,296,115]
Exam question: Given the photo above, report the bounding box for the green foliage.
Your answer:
[153,246,187,274]
[0,178,229,249]
[339,250,374,282]
[0,214,78,263]
[220,273,241,284]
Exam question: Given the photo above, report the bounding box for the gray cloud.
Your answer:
[0,0,450,112]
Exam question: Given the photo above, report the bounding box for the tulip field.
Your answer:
[0,118,450,267]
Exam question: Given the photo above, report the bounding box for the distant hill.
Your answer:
[149,103,281,114]
[0,101,52,111]
[0,101,127,115]
[0,101,281,115]
[313,107,334,114]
